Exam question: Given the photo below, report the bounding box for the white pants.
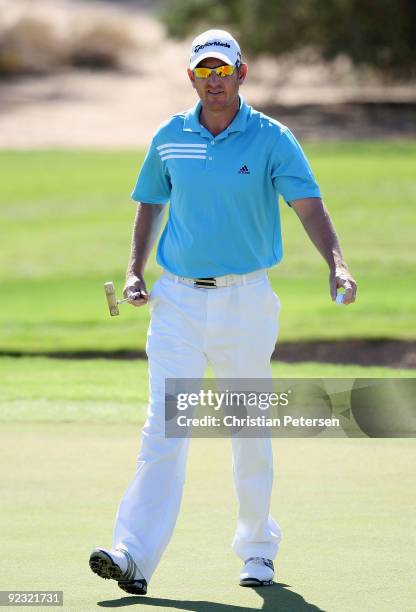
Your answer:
[112,271,282,582]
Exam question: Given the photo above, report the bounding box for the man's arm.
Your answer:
[123,202,166,307]
[290,197,357,305]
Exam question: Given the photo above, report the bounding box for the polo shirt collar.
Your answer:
[183,96,251,136]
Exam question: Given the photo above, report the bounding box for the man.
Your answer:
[89,29,356,595]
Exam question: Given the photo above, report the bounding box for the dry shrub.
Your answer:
[68,21,136,70]
[0,17,64,76]
[0,17,136,77]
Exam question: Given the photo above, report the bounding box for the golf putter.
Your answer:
[104,282,142,316]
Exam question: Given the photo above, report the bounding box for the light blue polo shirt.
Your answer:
[131,97,321,278]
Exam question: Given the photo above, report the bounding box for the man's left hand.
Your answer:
[330,266,357,305]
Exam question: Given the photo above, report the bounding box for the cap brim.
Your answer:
[189,51,234,70]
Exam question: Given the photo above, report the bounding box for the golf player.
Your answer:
[90,29,357,595]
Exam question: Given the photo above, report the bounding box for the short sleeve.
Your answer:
[131,138,171,204]
[271,129,321,205]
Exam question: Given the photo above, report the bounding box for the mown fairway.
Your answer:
[1,142,415,352]
[1,357,415,424]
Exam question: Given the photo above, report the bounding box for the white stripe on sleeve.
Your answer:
[159,148,208,155]
[157,143,207,151]
[160,154,206,161]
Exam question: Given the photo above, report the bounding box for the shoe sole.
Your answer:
[118,580,147,595]
[89,548,148,596]
[239,578,274,587]
[89,549,124,581]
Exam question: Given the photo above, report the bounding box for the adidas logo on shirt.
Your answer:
[238,165,250,174]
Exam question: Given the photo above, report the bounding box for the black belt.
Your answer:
[193,277,217,288]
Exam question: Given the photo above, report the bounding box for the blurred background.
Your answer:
[1,0,416,145]
[1,0,415,366]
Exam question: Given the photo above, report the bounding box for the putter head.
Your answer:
[104,281,119,316]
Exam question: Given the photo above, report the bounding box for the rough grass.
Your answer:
[0,143,415,352]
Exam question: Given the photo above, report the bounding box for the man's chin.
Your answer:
[204,96,228,109]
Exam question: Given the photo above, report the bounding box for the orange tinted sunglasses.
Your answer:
[193,64,237,79]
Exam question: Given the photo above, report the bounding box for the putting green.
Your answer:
[1,423,415,611]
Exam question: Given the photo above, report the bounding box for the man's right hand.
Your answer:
[123,274,149,307]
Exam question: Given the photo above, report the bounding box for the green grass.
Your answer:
[0,143,415,352]
[1,423,415,611]
[1,354,415,610]
[2,141,415,612]
[0,357,414,423]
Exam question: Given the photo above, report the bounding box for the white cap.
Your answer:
[189,29,242,70]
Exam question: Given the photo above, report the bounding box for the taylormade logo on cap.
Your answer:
[189,29,242,70]
[194,40,231,53]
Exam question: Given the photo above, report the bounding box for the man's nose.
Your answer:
[207,70,221,84]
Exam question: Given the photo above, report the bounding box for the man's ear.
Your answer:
[238,63,248,84]
[187,68,196,88]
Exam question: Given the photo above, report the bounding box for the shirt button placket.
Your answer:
[206,139,214,170]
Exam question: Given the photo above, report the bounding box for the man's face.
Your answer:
[187,57,247,112]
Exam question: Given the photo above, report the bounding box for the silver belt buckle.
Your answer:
[194,277,217,288]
